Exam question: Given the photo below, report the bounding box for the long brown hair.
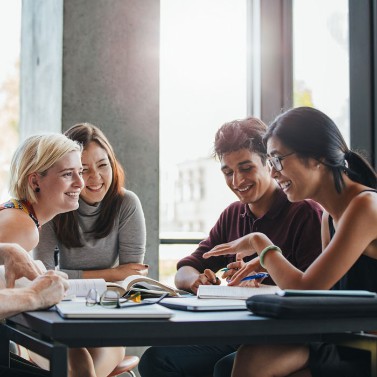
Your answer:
[54,123,125,247]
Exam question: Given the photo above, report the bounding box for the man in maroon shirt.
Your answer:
[175,117,322,293]
[139,117,323,377]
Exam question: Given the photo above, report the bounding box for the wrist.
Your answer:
[259,245,282,269]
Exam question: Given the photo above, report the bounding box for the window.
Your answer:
[0,0,21,202]
[293,0,349,142]
[159,0,248,284]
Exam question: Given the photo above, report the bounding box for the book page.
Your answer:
[119,275,178,296]
[66,279,107,298]
[197,285,279,300]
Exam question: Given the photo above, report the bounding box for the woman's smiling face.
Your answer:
[80,142,113,205]
[267,136,321,202]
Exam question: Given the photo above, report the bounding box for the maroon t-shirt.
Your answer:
[177,189,323,285]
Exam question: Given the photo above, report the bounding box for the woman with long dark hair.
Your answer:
[204,107,377,377]
[35,123,147,282]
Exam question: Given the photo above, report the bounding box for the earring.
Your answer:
[35,187,40,193]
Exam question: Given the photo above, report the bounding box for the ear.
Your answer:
[309,158,323,170]
[28,173,40,191]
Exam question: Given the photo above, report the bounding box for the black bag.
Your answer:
[246,294,377,319]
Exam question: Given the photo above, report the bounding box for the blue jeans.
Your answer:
[138,345,238,377]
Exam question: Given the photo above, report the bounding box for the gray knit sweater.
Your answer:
[34,189,146,279]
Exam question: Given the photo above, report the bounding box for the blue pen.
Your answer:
[220,267,230,272]
[240,272,269,282]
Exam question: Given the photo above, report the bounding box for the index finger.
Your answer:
[203,245,234,259]
[204,269,218,284]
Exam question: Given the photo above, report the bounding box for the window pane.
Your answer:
[0,0,21,202]
[160,0,247,283]
[293,0,349,143]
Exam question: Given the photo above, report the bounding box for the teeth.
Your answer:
[87,185,102,190]
[66,192,79,197]
[280,181,291,190]
[238,186,251,192]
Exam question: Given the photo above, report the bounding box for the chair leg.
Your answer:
[107,355,139,377]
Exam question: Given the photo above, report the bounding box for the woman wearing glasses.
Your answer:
[204,106,377,377]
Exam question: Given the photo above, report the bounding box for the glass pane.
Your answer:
[159,0,247,283]
[0,0,21,202]
[293,0,349,143]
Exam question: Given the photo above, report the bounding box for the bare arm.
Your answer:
[204,193,377,290]
[0,270,68,319]
[0,243,44,287]
[82,263,148,281]
[175,266,220,294]
[0,211,39,251]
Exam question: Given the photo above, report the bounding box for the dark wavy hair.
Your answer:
[213,117,268,164]
[263,107,377,193]
[53,123,126,248]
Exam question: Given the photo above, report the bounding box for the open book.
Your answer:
[108,275,192,298]
[0,262,190,298]
[197,284,280,300]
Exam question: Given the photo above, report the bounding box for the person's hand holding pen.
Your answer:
[220,258,245,282]
[224,256,267,287]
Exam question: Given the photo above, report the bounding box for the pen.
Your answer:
[220,267,240,272]
[240,272,269,282]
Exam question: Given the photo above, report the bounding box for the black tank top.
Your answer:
[329,190,377,292]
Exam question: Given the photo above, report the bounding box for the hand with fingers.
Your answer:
[1,243,44,288]
[226,256,266,286]
[220,257,245,282]
[190,268,221,294]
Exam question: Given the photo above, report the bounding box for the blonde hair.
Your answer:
[9,133,82,203]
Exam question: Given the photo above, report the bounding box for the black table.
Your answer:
[1,308,377,376]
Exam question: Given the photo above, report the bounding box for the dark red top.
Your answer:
[177,189,323,285]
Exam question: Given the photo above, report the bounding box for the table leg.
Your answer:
[50,343,68,377]
[0,324,10,367]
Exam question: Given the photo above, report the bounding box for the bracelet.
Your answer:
[259,245,282,269]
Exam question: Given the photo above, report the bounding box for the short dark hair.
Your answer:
[264,107,377,192]
[213,117,268,164]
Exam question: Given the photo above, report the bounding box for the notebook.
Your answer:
[159,297,247,311]
[55,300,174,319]
[197,284,280,300]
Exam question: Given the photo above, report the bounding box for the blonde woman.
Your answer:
[0,133,124,377]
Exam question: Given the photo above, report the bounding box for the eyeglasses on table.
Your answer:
[85,288,168,309]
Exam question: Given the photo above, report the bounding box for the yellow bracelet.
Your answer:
[259,245,282,268]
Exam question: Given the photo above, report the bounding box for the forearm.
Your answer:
[0,288,40,319]
[81,263,147,282]
[175,266,200,291]
[82,268,120,281]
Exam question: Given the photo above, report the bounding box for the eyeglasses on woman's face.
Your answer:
[85,288,168,309]
[267,152,295,172]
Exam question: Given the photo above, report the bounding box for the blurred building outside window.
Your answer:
[159,0,247,285]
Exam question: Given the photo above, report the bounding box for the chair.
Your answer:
[324,332,377,377]
[107,355,139,377]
